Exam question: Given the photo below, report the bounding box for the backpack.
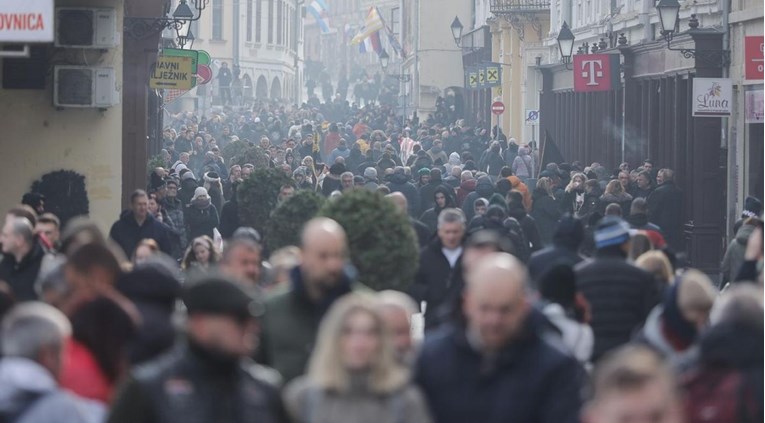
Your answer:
[682,367,760,423]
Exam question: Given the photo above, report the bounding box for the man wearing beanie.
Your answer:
[575,216,660,361]
[733,196,762,235]
[108,276,285,422]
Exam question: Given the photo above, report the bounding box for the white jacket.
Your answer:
[542,303,594,365]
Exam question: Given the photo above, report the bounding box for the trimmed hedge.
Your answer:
[265,190,325,252]
[237,167,292,236]
[319,189,418,291]
[222,139,251,165]
[30,170,89,228]
[232,145,270,169]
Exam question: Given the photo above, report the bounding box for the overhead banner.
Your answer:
[745,90,763,123]
[692,78,732,117]
[0,0,54,42]
[573,54,620,92]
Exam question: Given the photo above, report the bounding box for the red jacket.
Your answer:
[60,338,113,403]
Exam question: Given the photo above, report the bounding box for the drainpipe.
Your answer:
[233,0,240,69]
[641,0,652,41]
[721,0,734,239]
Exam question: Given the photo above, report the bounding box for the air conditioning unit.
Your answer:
[55,8,117,49]
[54,66,119,108]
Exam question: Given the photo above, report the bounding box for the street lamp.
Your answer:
[124,0,209,42]
[656,0,681,42]
[179,28,195,49]
[450,16,463,47]
[379,49,390,73]
[557,21,575,69]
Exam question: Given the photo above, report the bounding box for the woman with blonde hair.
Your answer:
[599,179,633,215]
[636,250,674,286]
[181,235,220,272]
[284,293,432,423]
[133,238,160,265]
[628,231,654,261]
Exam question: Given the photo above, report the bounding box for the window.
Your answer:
[268,0,274,44]
[212,0,223,40]
[391,7,400,37]
[246,0,253,42]
[256,0,262,42]
[277,0,283,45]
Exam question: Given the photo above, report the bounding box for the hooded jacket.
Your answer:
[511,147,534,179]
[456,179,476,206]
[508,176,532,212]
[461,176,494,222]
[530,188,562,246]
[420,187,457,234]
[0,357,104,423]
[598,192,633,216]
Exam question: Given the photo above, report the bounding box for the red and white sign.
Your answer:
[0,0,54,43]
[573,54,620,93]
[745,36,764,81]
[491,101,505,115]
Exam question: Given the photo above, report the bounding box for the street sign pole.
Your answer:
[491,100,505,141]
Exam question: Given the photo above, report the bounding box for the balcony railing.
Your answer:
[490,0,551,13]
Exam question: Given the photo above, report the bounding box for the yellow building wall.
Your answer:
[0,0,124,230]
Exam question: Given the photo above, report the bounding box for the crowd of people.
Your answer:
[0,98,761,422]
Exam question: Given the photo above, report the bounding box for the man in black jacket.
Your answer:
[528,214,584,284]
[387,166,420,218]
[575,217,659,361]
[409,208,465,327]
[416,253,584,423]
[108,277,286,423]
[0,217,49,301]
[109,190,173,259]
[647,168,683,251]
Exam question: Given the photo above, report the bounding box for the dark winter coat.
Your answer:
[415,313,585,423]
[419,178,449,212]
[179,177,199,206]
[218,199,240,239]
[530,189,562,246]
[107,342,286,423]
[626,213,663,234]
[409,238,463,327]
[507,203,542,253]
[184,200,219,241]
[455,179,476,207]
[258,267,354,383]
[599,192,633,216]
[647,181,683,250]
[461,176,494,222]
[387,173,421,218]
[419,187,457,234]
[528,245,584,285]
[575,250,660,361]
[109,211,173,259]
[0,240,48,301]
[161,196,187,258]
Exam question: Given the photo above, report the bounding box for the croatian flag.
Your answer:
[307,0,331,33]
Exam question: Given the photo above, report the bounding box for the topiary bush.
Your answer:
[146,154,167,176]
[265,190,325,253]
[30,170,89,228]
[237,167,292,236]
[222,139,251,165]
[319,189,418,291]
[232,145,270,169]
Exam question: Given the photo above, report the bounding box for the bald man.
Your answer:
[386,192,431,248]
[415,253,585,423]
[257,218,355,382]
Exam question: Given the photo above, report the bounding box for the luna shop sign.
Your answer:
[692,78,732,117]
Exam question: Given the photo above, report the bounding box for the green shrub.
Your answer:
[31,170,89,228]
[319,189,418,291]
[146,154,167,176]
[221,139,251,164]
[232,145,270,169]
[237,167,293,236]
[265,190,325,252]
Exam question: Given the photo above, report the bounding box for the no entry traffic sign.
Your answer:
[491,101,505,115]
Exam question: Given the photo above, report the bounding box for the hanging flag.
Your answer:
[351,7,384,45]
[369,30,382,55]
[307,0,331,33]
[359,35,373,54]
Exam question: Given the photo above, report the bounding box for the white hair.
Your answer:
[1,302,71,359]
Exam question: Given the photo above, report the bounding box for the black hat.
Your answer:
[329,163,346,176]
[183,276,261,319]
[743,196,762,219]
[553,214,584,249]
[538,263,577,308]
